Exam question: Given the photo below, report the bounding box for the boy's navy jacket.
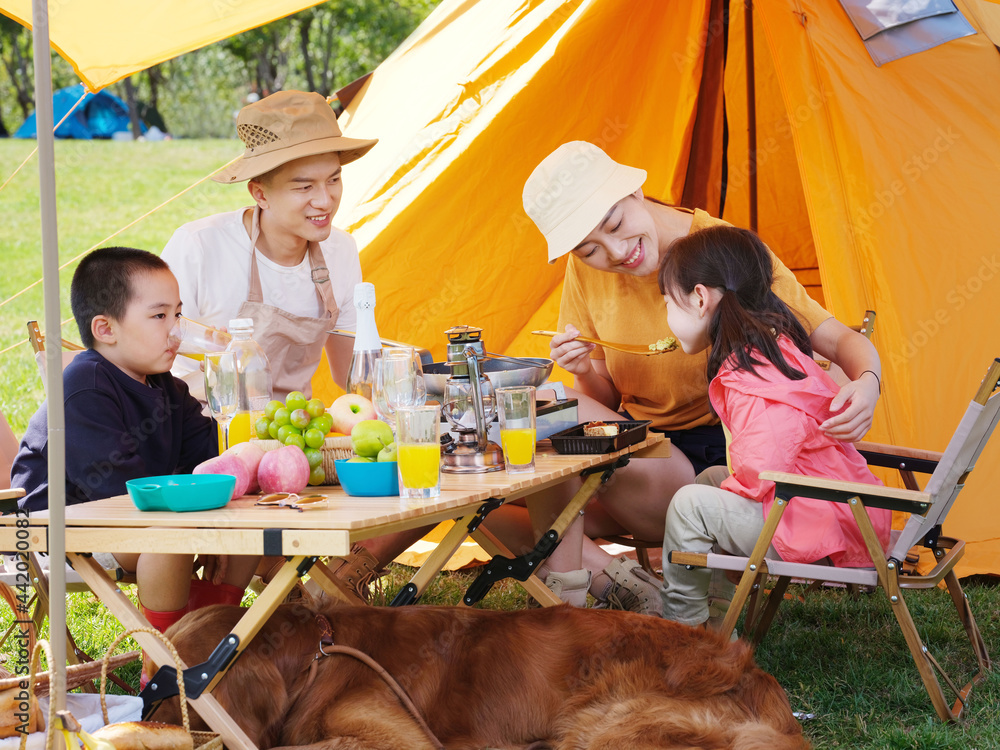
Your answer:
[11,349,218,512]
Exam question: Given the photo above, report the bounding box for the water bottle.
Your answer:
[226,318,273,445]
[345,282,384,401]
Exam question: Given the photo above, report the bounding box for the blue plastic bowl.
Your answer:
[334,459,399,497]
[125,474,235,512]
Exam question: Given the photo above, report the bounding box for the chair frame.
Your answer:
[27,319,85,355]
[669,357,999,722]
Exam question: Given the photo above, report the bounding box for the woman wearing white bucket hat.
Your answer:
[509,141,881,615]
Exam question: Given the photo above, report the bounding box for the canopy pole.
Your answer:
[32,0,68,713]
[744,0,758,233]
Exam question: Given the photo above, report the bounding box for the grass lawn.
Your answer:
[2,139,1000,748]
[3,566,999,749]
[1,138,246,433]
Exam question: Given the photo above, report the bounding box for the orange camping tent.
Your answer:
[324,0,1000,576]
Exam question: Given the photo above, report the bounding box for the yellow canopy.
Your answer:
[0,0,324,91]
[330,0,1000,576]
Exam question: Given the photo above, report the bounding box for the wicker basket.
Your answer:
[101,627,222,750]
[253,436,353,485]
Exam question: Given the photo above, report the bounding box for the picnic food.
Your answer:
[91,721,193,750]
[330,393,378,435]
[193,453,252,499]
[351,419,394,459]
[377,441,398,462]
[583,421,619,437]
[648,337,678,352]
[227,441,265,493]
[258,445,311,494]
[255,393,338,485]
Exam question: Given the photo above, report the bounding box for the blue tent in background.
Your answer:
[14,83,144,139]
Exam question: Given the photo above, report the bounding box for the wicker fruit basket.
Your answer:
[253,436,354,485]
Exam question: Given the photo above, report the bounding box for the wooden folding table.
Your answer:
[0,433,666,749]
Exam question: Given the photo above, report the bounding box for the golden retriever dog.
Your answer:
[154,601,808,750]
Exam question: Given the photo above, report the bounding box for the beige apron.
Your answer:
[238,206,339,401]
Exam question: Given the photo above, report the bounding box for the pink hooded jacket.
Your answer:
[710,336,890,567]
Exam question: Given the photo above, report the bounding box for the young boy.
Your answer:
[11,247,257,632]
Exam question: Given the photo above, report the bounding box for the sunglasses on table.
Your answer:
[255,492,328,511]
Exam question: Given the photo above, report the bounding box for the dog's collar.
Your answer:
[302,613,336,690]
[315,613,335,656]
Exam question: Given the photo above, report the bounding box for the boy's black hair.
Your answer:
[658,225,813,383]
[71,247,170,349]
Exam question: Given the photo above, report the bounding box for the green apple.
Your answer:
[347,456,375,463]
[351,419,394,458]
[377,441,397,462]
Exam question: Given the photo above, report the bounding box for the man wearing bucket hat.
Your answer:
[163,90,378,402]
[502,141,881,617]
[162,91,383,603]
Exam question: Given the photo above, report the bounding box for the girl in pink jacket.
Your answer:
[657,225,889,628]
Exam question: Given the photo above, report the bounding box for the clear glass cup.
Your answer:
[174,316,231,361]
[395,404,442,499]
[204,351,239,451]
[374,347,421,428]
[497,385,537,474]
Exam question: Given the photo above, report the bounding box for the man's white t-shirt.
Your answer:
[161,207,361,332]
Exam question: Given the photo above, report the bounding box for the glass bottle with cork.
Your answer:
[345,282,383,401]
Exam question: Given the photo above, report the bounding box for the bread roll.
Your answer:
[583,421,619,437]
[92,721,193,750]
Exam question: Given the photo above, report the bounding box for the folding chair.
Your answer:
[669,357,999,721]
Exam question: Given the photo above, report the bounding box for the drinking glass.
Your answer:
[395,405,442,499]
[374,347,421,427]
[497,385,537,474]
[204,351,239,451]
[174,316,231,361]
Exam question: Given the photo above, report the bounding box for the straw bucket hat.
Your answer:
[213,90,378,184]
[522,141,646,263]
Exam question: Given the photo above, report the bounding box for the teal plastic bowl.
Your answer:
[126,474,235,512]
[334,459,399,497]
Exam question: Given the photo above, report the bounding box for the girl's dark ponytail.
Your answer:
[659,225,812,381]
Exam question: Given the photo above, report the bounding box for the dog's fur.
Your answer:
[155,602,808,750]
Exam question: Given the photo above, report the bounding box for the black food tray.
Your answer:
[548,420,651,455]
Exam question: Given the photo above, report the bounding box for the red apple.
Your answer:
[328,393,377,435]
[257,445,311,495]
[193,454,251,499]
[225,441,265,494]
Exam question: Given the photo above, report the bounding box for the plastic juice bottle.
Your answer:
[345,283,383,401]
[501,427,536,465]
[225,318,272,446]
[397,443,441,488]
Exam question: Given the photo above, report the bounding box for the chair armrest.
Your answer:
[855,440,940,474]
[0,488,26,501]
[759,471,932,514]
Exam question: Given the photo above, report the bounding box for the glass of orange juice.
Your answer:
[497,386,536,474]
[395,405,442,499]
[175,316,231,362]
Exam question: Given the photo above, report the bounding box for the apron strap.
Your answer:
[246,205,340,319]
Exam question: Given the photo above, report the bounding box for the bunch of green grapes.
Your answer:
[256,391,332,485]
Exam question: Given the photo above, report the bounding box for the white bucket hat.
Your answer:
[522,141,646,263]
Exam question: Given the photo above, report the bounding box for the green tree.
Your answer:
[0,15,33,135]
